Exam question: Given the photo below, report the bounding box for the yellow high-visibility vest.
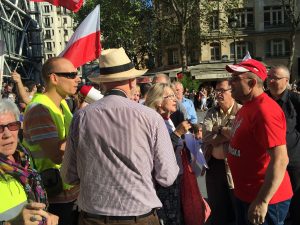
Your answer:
[0,174,27,221]
[22,94,73,190]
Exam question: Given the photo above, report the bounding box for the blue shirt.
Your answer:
[181,97,197,124]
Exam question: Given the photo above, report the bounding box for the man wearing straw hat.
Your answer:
[61,47,179,225]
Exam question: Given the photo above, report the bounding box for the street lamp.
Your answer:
[229,14,238,64]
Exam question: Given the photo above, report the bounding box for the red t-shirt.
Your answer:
[228,93,293,204]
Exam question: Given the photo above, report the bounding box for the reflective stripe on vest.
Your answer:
[22,94,73,190]
[0,175,27,221]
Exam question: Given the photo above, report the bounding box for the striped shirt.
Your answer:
[61,95,179,216]
[23,104,79,203]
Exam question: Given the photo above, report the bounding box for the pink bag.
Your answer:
[181,148,211,225]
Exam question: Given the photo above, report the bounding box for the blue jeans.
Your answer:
[234,197,291,225]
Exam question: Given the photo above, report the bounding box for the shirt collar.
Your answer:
[266,89,289,103]
[104,89,128,98]
[220,103,234,116]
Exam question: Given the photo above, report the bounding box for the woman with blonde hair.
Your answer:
[145,83,191,225]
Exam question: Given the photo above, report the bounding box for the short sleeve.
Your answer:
[23,104,59,144]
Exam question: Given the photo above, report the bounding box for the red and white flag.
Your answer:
[29,0,83,12]
[59,5,101,68]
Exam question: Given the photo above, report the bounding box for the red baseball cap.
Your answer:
[226,59,267,81]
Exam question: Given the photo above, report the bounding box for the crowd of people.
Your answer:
[0,48,300,225]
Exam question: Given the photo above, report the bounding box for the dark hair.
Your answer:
[215,78,231,87]
[36,84,45,93]
[192,123,202,134]
[140,83,152,98]
[24,81,37,92]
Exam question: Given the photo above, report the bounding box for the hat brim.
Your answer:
[226,65,250,73]
[88,68,148,83]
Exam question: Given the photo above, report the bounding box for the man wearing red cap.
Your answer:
[225,59,293,225]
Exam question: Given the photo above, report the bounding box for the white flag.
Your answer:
[242,51,252,61]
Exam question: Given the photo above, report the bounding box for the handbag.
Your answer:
[181,147,211,225]
[40,168,63,197]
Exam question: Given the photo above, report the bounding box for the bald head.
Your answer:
[152,73,170,85]
[42,57,76,83]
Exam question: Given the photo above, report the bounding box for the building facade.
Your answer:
[157,0,300,80]
[40,3,75,60]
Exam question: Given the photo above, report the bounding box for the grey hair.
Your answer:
[172,81,183,89]
[270,65,290,79]
[152,73,171,84]
[247,73,264,88]
[0,99,20,121]
[145,83,172,111]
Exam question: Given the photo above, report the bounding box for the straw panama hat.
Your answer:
[88,47,148,83]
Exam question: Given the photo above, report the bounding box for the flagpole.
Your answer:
[98,4,101,60]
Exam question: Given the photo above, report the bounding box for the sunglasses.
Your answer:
[50,72,78,79]
[0,121,21,133]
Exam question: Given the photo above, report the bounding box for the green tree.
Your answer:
[73,0,157,69]
[155,0,201,73]
[281,0,300,80]
[153,0,242,72]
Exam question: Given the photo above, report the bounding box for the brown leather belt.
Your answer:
[82,209,156,221]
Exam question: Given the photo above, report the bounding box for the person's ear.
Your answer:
[129,78,136,89]
[248,78,256,88]
[49,73,58,84]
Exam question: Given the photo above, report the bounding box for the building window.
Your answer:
[209,11,219,30]
[210,42,221,61]
[64,30,68,36]
[167,49,179,65]
[232,8,254,29]
[230,41,253,59]
[46,42,52,51]
[45,30,51,39]
[44,6,50,13]
[63,18,68,24]
[45,17,50,27]
[264,6,286,27]
[266,39,290,57]
[47,54,53,59]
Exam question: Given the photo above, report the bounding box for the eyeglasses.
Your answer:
[0,121,21,133]
[50,72,78,79]
[215,88,232,94]
[163,94,177,100]
[267,76,288,81]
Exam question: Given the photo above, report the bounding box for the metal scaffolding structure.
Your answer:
[0,0,43,87]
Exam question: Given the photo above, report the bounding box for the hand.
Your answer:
[212,125,222,134]
[247,199,268,225]
[46,213,59,225]
[8,202,50,225]
[11,71,22,84]
[174,120,192,137]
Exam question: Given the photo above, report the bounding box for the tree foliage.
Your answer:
[73,0,157,69]
[281,0,300,80]
[155,0,201,72]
